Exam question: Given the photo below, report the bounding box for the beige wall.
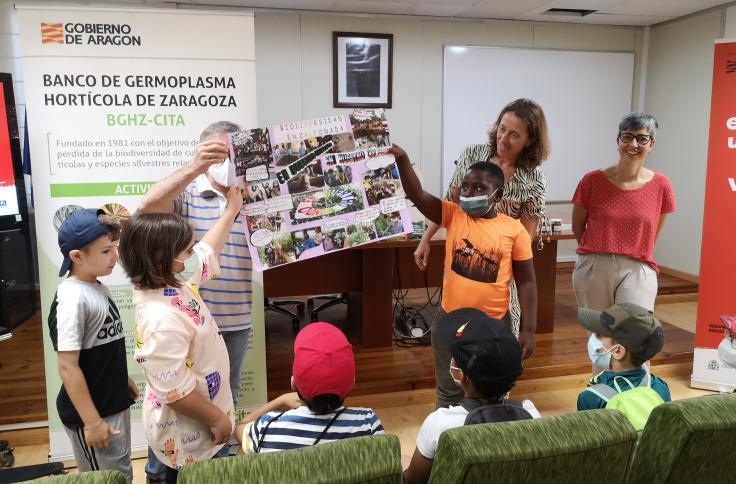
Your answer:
[644,9,725,276]
[1,3,648,261]
[256,11,644,200]
[254,12,645,260]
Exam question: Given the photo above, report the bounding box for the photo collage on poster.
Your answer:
[229,109,411,271]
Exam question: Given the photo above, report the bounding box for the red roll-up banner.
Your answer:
[692,40,736,392]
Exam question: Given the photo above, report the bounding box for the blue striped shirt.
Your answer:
[243,406,384,454]
[174,177,252,332]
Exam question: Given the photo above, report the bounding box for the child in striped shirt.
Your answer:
[236,322,384,453]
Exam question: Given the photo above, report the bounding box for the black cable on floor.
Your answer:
[391,247,441,347]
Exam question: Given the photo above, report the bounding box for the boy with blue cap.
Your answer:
[48,209,137,483]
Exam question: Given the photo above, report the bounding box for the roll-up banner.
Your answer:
[17,5,267,460]
[692,40,736,393]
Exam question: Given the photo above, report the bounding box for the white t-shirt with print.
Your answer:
[134,242,234,469]
[416,400,541,459]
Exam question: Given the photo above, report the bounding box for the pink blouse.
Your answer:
[573,170,675,272]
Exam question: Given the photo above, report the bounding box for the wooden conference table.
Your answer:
[264,231,575,348]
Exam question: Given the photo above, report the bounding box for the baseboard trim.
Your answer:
[659,265,699,284]
[0,420,48,431]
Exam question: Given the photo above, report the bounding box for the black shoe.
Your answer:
[146,477,167,484]
[0,447,14,468]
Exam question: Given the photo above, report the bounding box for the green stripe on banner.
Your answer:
[50,182,155,197]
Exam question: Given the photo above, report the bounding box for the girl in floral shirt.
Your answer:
[119,187,242,483]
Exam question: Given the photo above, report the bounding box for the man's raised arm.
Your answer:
[138,138,228,213]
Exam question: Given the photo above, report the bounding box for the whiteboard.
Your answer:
[442,46,634,201]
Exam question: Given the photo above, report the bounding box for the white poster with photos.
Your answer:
[229,109,411,271]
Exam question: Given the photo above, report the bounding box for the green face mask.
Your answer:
[459,189,497,217]
[174,254,198,282]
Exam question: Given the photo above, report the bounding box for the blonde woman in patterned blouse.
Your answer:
[415,98,550,340]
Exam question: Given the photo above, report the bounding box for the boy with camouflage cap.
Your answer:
[577,303,671,411]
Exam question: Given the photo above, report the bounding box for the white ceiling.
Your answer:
[149,0,736,26]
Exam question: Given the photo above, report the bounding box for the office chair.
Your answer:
[264,298,305,331]
[307,294,348,322]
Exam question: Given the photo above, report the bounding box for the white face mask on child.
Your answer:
[449,363,462,385]
[587,334,620,370]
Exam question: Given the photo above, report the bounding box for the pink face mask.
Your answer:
[720,315,736,333]
[718,315,736,368]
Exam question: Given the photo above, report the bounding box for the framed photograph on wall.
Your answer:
[333,32,393,108]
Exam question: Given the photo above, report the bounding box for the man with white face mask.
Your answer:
[139,121,251,481]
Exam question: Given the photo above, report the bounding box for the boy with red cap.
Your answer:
[235,322,384,453]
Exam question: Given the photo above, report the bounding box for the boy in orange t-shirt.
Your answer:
[388,145,538,408]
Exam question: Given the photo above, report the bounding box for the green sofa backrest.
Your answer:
[429,409,637,484]
[25,470,126,483]
[177,434,402,484]
[628,393,736,484]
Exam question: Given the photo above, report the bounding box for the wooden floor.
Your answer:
[0,311,47,426]
[263,264,698,398]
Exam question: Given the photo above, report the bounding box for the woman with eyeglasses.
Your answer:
[571,113,675,332]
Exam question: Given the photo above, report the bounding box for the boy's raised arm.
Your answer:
[387,145,442,225]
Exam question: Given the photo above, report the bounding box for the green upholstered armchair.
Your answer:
[428,409,637,484]
[177,434,402,484]
[25,470,126,483]
[628,393,736,484]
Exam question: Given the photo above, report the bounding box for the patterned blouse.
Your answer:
[447,144,547,220]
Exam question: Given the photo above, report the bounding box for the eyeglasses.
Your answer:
[618,132,654,145]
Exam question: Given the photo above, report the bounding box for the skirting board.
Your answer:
[0,420,48,431]
[659,265,699,284]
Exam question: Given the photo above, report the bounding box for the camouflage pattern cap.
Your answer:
[578,303,664,364]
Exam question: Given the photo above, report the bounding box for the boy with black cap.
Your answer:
[236,322,384,453]
[48,209,137,483]
[577,303,671,423]
[404,308,540,484]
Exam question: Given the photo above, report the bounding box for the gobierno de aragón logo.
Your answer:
[41,22,141,46]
